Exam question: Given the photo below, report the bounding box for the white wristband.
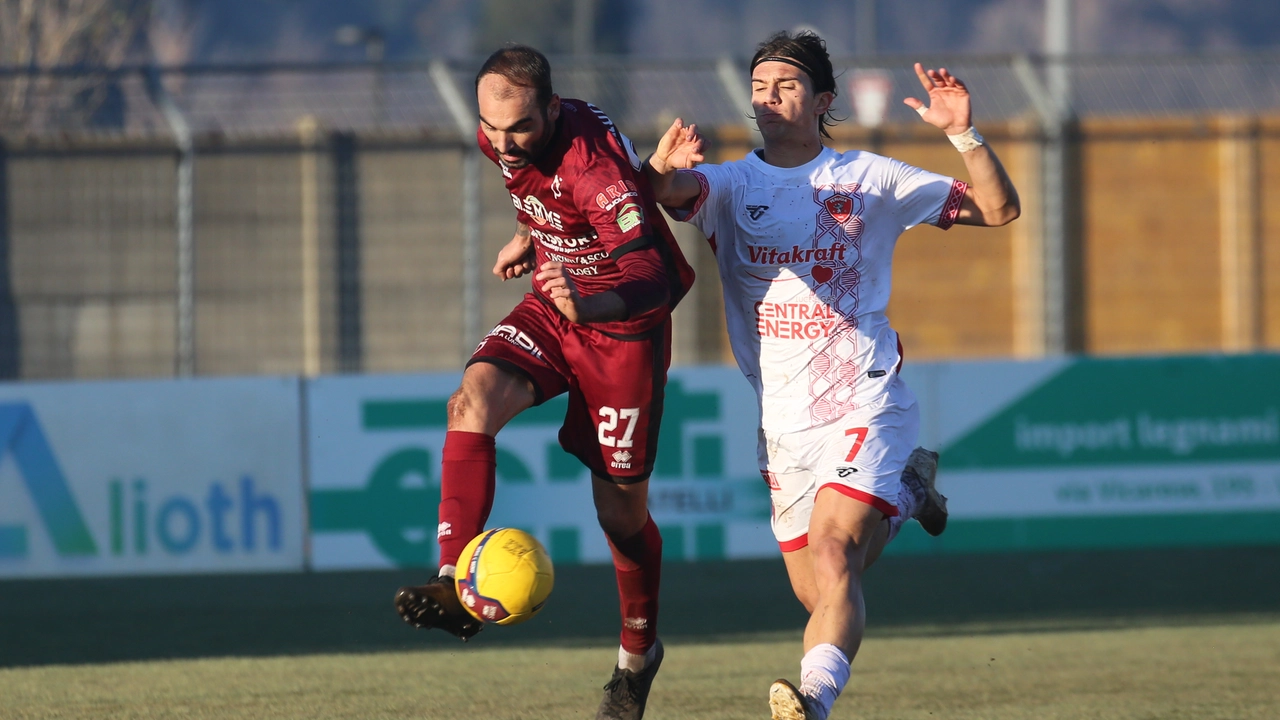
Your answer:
[946,126,985,153]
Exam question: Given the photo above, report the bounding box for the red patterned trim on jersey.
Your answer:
[779,534,809,552]
[936,179,968,230]
[818,482,900,517]
[895,336,905,374]
[683,169,712,219]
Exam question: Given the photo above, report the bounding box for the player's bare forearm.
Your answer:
[643,157,701,208]
[536,261,628,324]
[955,144,1020,227]
[645,118,705,208]
[906,63,1020,227]
[493,222,535,279]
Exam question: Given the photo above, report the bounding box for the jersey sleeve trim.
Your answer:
[936,179,968,230]
[608,235,655,260]
[684,169,712,220]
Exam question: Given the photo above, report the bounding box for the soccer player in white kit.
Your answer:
[644,31,1020,720]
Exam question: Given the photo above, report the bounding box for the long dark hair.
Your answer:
[750,31,839,139]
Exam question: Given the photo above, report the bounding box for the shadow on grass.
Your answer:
[2,545,1278,667]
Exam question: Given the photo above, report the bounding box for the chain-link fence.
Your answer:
[2,52,1279,380]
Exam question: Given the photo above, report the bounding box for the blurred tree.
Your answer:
[0,0,150,134]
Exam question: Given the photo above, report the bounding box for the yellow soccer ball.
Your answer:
[456,528,555,626]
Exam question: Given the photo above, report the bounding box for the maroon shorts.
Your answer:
[468,293,670,483]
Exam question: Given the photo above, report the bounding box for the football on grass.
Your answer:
[456,527,554,626]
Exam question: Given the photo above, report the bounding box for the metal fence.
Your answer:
[1,52,1279,381]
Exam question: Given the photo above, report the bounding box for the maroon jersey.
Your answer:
[478,99,695,337]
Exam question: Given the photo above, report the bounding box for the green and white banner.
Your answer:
[306,368,773,570]
[6,353,1275,578]
[899,354,1280,554]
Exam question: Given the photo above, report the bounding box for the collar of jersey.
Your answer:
[744,145,836,177]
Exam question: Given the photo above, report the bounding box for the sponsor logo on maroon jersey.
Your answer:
[512,193,564,231]
[478,324,546,360]
[595,180,639,211]
[616,202,643,233]
[530,227,594,250]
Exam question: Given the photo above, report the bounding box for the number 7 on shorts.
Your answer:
[844,427,869,462]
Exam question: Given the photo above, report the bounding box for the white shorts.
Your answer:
[760,376,920,551]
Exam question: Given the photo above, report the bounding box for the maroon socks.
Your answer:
[437,430,496,570]
[607,514,663,654]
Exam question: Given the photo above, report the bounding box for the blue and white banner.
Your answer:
[0,378,305,578]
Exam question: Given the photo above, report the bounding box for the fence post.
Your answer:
[332,131,363,372]
[0,139,17,379]
[1042,0,1080,355]
[430,60,484,353]
[1219,116,1262,352]
[146,67,196,376]
[298,116,324,377]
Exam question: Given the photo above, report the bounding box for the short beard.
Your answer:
[500,107,555,169]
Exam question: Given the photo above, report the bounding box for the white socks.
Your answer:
[619,642,657,673]
[799,643,851,720]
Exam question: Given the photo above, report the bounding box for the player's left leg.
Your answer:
[771,394,920,720]
[592,474,664,720]
[770,492,884,720]
[557,322,669,720]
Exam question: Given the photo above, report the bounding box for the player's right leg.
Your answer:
[396,296,571,641]
[394,362,535,640]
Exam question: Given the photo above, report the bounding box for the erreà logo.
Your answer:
[0,403,96,558]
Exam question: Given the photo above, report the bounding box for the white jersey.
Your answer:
[682,146,966,434]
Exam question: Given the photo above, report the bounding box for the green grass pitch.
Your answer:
[3,547,1279,718]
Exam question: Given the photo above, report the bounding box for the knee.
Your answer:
[810,536,861,585]
[596,502,634,538]
[792,582,819,613]
[594,485,648,539]
[446,387,473,427]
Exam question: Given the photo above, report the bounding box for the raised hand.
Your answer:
[650,118,705,175]
[903,63,972,135]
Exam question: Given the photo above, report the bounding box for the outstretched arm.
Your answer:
[644,118,706,208]
[905,63,1020,227]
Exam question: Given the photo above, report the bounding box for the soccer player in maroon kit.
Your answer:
[394,45,694,720]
